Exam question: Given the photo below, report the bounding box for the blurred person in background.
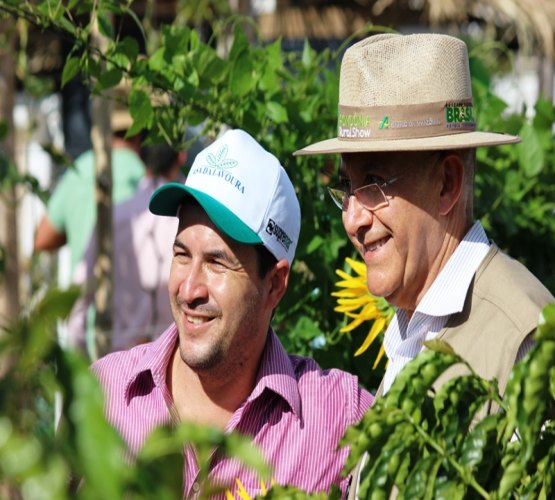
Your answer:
[68,142,187,354]
[33,92,145,277]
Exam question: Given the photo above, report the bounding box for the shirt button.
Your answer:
[192,482,200,493]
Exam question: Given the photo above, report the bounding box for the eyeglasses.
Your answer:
[327,176,401,212]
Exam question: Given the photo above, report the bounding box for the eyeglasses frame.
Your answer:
[327,175,402,212]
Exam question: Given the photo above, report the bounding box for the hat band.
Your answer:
[338,99,475,141]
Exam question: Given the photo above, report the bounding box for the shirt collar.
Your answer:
[123,325,302,419]
[124,323,178,402]
[247,329,302,420]
[416,221,490,317]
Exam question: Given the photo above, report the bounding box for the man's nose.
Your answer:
[342,194,374,237]
[179,262,209,304]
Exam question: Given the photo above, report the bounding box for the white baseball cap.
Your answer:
[149,129,301,265]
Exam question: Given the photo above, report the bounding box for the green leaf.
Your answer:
[537,303,555,342]
[97,11,113,38]
[302,39,316,68]
[517,123,544,177]
[84,54,101,79]
[459,415,500,483]
[61,57,81,88]
[230,52,255,97]
[41,143,73,167]
[402,455,442,499]
[433,478,466,500]
[260,39,283,93]
[306,235,325,253]
[148,47,166,72]
[432,375,497,454]
[532,97,555,130]
[127,90,153,135]
[266,101,288,124]
[96,68,122,91]
[498,458,525,497]
[116,36,139,65]
[423,339,456,356]
[196,46,226,85]
[229,26,249,61]
[59,351,128,499]
[385,350,461,410]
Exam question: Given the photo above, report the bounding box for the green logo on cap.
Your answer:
[205,145,238,170]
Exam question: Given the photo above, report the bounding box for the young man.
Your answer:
[296,33,554,406]
[93,129,373,498]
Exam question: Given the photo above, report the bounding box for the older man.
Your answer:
[296,33,553,405]
[93,129,372,498]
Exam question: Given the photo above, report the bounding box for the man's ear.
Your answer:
[267,259,290,310]
[438,153,465,216]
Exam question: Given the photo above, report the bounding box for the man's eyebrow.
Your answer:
[172,240,236,265]
[204,249,236,265]
[173,238,187,251]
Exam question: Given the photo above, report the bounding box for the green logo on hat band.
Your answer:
[205,144,238,170]
[445,103,474,124]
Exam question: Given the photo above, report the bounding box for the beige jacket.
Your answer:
[347,245,553,499]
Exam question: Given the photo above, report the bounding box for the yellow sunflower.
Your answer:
[332,257,394,369]
[225,477,275,499]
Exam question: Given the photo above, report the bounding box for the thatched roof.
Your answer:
[15,0,555,79]
[259,0,555,59]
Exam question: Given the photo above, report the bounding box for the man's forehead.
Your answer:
[176,201,257,260]
[339,150,437,175]
[339,152,400,175]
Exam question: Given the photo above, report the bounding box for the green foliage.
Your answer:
[0,287,270,498]
[0,1,554,496]
[340,303,555,500]
[2,1,552,391]
[0,150,48,203]
[469,54,555,294]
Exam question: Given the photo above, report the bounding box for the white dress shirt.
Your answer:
[381,221,491,393]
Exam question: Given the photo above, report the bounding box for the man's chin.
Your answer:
[179,346,221,372]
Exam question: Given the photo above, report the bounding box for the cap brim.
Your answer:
[149,183,262,244]
[294,131,521,155]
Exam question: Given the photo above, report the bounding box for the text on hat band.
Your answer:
[337,100,476,141]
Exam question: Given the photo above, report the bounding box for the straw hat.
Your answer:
[110,79,134,132]
[295,33,520,155]
[111,108,133,132]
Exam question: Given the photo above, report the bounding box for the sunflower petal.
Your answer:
[337,296,373,306]
[335,269,354,281]
[346,256,367,277]
[234,478,252,500]
[354,316,387,356]
[358,302,378,319]
[340,317,366,332]
[334,279,367,289]
[331,290,368,298]
[372,344,386,369]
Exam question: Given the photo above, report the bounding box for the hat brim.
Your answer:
[149,183,262,244]
[294,131,521,155]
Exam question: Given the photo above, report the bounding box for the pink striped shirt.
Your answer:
[92,324,373,498]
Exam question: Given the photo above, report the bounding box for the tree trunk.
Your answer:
[539,54,554,102]
[0,19,20,327]
[90,14,113,360]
